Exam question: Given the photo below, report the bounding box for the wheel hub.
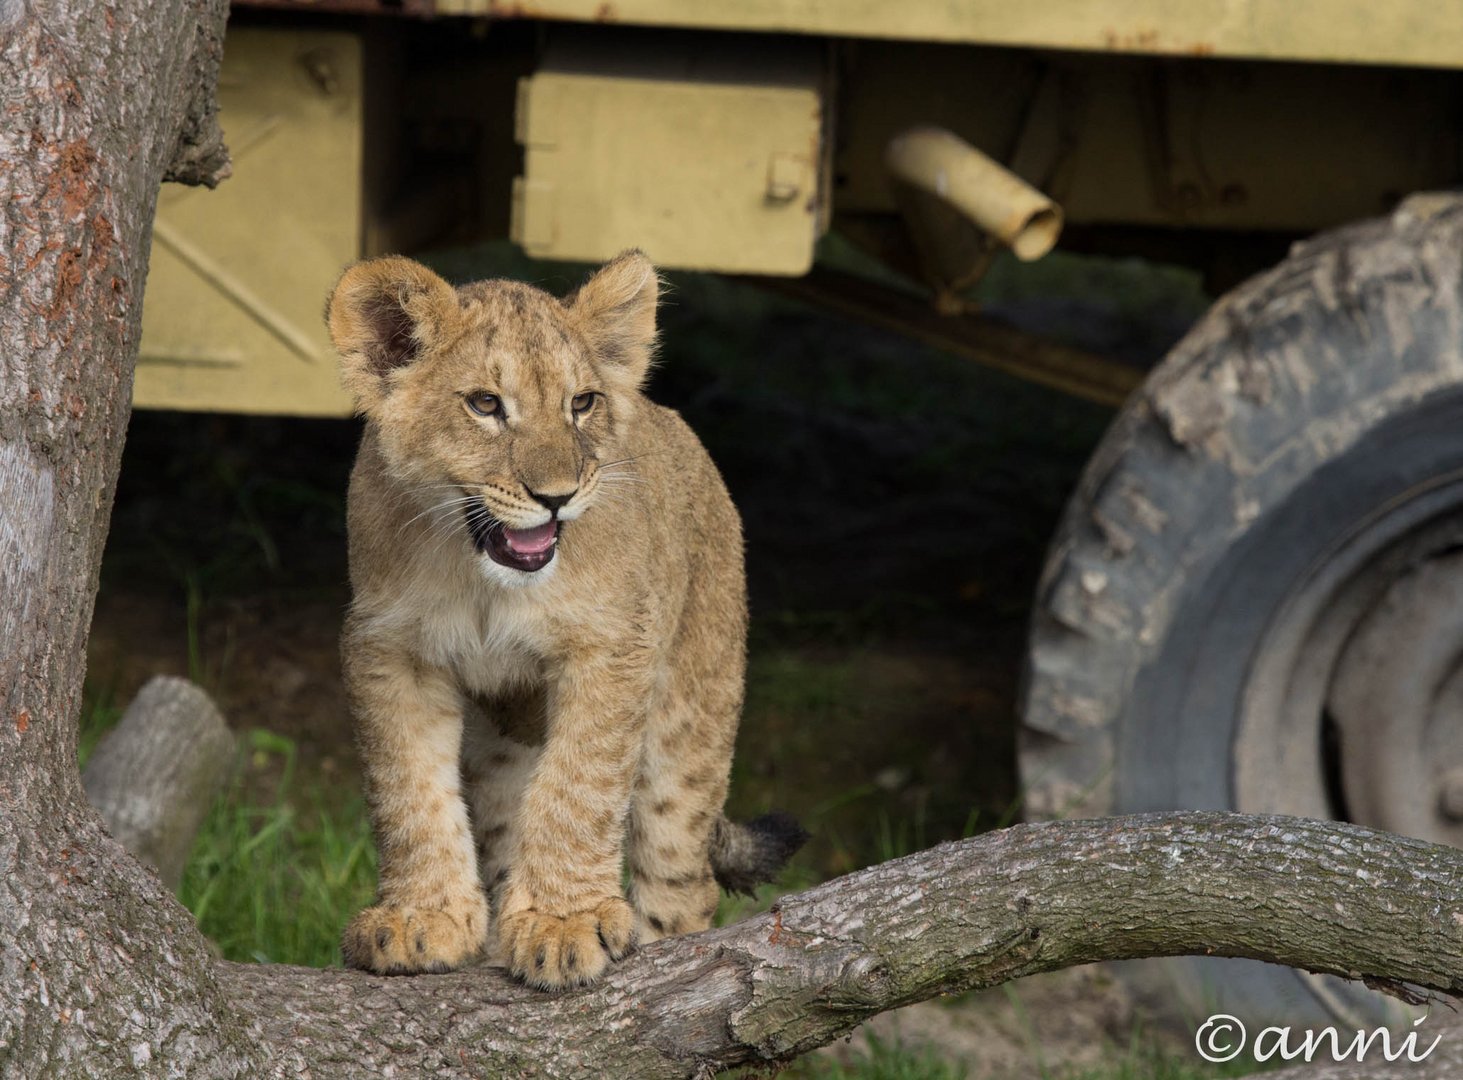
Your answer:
[1235,479,1463,837]
[1325,552,1463,847]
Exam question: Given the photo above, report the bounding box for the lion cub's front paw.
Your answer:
[341,902,487,975]
[498,896,636,989]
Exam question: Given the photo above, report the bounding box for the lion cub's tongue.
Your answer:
[503,521,557,555]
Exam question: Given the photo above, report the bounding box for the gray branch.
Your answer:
[160,21,232,186]
[82,675,235,891]
[206,812,1463,1079]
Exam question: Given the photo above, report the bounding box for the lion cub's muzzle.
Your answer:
[464,502,560,573]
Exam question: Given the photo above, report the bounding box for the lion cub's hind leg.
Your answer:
[627,684,738,943]
[461,691,545,955]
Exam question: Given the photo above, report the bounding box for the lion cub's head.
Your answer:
[327,251,658,576]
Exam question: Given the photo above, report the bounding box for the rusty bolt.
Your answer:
[765,153,805,203]
[1438,767,1463,822]
[301,50,339,96]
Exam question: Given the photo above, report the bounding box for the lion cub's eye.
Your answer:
[571,392,597,416]
[465,391,501,418]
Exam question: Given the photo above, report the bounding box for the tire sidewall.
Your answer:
[1121,387,1463,815]
[1022,200,1463,1029]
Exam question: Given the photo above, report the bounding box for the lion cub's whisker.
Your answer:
[399,495,482,531]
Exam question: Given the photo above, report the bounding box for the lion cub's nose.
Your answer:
[528,489,576,513]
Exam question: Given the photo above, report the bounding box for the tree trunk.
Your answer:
[3,4,1463,1077]
[0,0,244,1074]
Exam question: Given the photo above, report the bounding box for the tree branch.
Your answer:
[160,13,231,187]
[207,812,1463,1078]
[82,676,235,891]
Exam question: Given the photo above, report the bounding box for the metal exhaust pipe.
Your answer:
[885,126,1062,262]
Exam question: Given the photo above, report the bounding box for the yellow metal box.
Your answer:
[512,35,828,276]
[136,29,361,417]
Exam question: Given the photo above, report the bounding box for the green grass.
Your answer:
[779,1031,970,1079]
[77,688,374,967]
[734,647,1016,877]
[77,682,124,769]
[178,729,376,967]
[1053,1044,1273,1080]
[80,643,372,969]
[763,1028,1266,1080]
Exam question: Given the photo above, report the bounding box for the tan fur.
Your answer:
[328,251,747,988]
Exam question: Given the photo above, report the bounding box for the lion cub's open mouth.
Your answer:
[466,506,559,572]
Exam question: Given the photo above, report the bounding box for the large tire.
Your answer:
[1020,193,1463,1029]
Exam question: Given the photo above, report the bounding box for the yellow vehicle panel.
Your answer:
[136,29,360,416]
[512,36,826,274]
[443,0,1463,70]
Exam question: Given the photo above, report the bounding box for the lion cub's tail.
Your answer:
[708,811,810,897]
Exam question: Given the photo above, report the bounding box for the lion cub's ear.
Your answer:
[326,256,460,413]
[567,250,659,391]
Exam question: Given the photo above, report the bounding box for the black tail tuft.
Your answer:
[709,811,810,897]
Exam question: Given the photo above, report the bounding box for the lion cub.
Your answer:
[327,251,803,988]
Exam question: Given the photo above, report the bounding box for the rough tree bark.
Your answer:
[0,0,241,1073]
[206,813,1463,1079]
[3,1,1463,1077]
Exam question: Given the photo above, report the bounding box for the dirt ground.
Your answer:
[86,251,1208,1075]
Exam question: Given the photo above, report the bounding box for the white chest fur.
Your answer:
[412,573,553,697]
